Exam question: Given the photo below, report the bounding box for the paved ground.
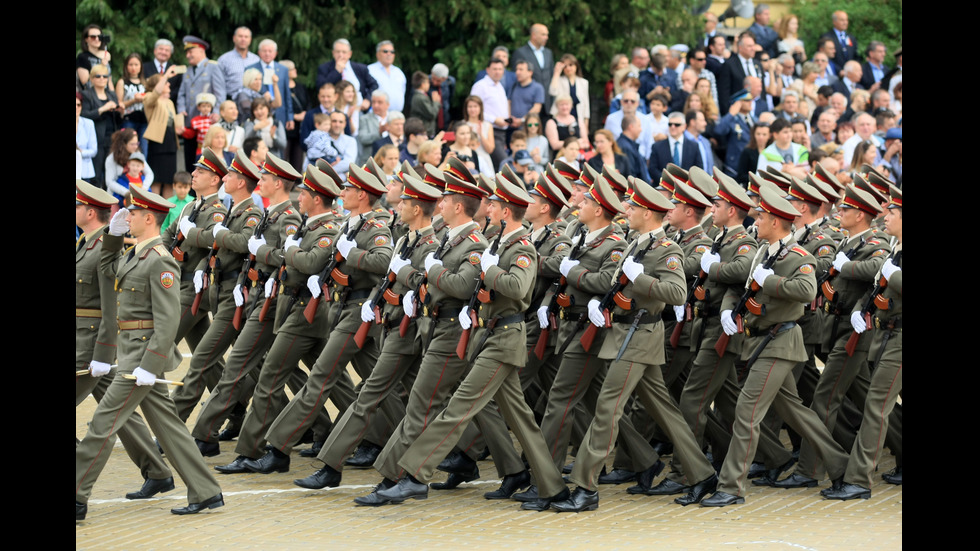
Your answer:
[76,353,902,550]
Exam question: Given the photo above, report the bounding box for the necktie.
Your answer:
[76,235,87,253]
[673,141,680,165]
[744,60,752,77]
[159,62,165,74]
[267,65,274,94]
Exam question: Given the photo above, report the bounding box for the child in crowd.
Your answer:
[109,151,148,206]
[162,171,193,229]
[524,114,550,168]
[204,126,235,165]
[182,93,216,155]
[555,136,582,169]
[304,113,339,165]
[217,100,245,156]
[499,131,542,185]
[402,117,428,166]
[648,93,670,141]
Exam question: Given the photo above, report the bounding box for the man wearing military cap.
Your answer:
[554,179,719,511]
[77,185,223,520]
[293,173,444,490]
[807,173,845,245]
[562,163,601,237]
[190,152,300,451]
[355,175,491,506]
[177,36,225,172]
[217,165,347,474]
[380,173,570,512]
[76,180,175,501]
[775,184,891,490]
[702,185,849,507]
[825,187,902,500]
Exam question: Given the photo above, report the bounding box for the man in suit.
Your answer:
[859,41,888,91]
[706,36,728,78]
[316,38,379,113]
[512,24,554,111]
[812,51,839,88]
[649,112,702,176]
[144,38,183,94]
[822,10,858,72]
[177,36,225,176]
[357,90,392,164]
[714,89,755,178]
[617,114,650,181]
[246,39,293,131]
[832,61,864,100]
[749,4,779,59]
[717,32,762,112]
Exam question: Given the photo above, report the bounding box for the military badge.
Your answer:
[516,255,531,268]
[318,236,332,248]
[737,244,752,255]
[245,216,259,228]
[610,250,624,263]
[212,212,225,223]
[374,235,390,246]
[554,243,570,253]
[800,264,814,274]
[817,245,834,256]
[285,224,299,236]
[871,249,888,258]
[665,256,681,270]
[160,271,175,289]
[468,252,482,265]
[695,245,708,254]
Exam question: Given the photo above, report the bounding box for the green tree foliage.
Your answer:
[789,0,902,61]
[78,0,705,115]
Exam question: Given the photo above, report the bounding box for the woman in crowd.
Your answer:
[76,92,98,184]
[788,61,820,115]
[444,121,480,174]
[555,136,581,169]
[462,95,495,177]
[282,59,311,170]
[850,89,871,115]
[235,68,282,126]
[143,68,182,196]
[115,53,148,156]
[835,121,855,145]
[373,144,402,183]
[244,96,286,158]
[80,63,120,188]
[776,14,806,66]
[549,53,590,135]
[851,139,888,178]
[605,53,629,106]
[77,24,110,88]
[586,129,628,175]
[736,123,771,185]
[546,94,588,159]
[524,114,550,168]
[695,78,720,122]
[105,128,154,192]
[417,139,443,168]
[204,126,234,165]
[334,80,360,136]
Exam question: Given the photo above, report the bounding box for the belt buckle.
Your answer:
[745,326,753,337]
[874,317,881,329]
[333,291,340,302]
[478,317,485,328]
[423,305,429,317]
[559,309,566,320]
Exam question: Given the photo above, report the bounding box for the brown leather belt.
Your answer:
[118,320,154,330]
[76,308,101,317]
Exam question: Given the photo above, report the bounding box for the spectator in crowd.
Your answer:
[776,13,806,65]
[882,127,902,186]
[243,135,268,174]
[523,114,549,168]
[162,171,193,229]
[700,11,723,49]
[715,88,755,178]
[402,117,428,166]
[373,144,402,184]
[444,121,481,175]
[648,111,702,175]
[313,110,357,174]
[116,53,149,156]
[462,96,496,176]
[750,4,778,58]
[372,111,405,156]
[181,92,216,156]
[143,69,181,195]
[775,53,799,91]
[889,81,902,116]
[744,76,770,118]
[685,109,714,173]
[788,61,820,115]
[246,39,293,130]
[810,110,838,148]
[81,63,120,188]
[835,120,855,146]
[827,92,854,123]
[841,112,882,169]
[512,23,554,110]
[812,49,838,88]
[791,117,810,148]
[605,53,629,105]
[216,100,245,155]
[757,118,808,178]
[555,136,582,168]
[833,60,864,99]
[694,77,720,121]
[428,63,456,132]
[859,41,888,91]
[665,45,687,89]
[300,83,339,146]
[281,59,311,170]
[244,96,286,158]
[106,129,154,199]
[475,46,517,99]
[549,94,590,158]
[235,68,272,125]
[640,52,676,108]
[416,139,443,168]
[822,10,858,71]
[706,35,729,77]
[409,71,440,137]
[500,134,541,185]
[203,126,233,165]
[718,32,763,112]
[687,49,718,106]
[670,67,700,113]
[357,90,392,164]
[509,60,545,134]
[774,90,804,122]
[610,73,646,115]
[549,53,590,132]
[587,129,629,175]
[607,88,659,157]
[850,89,871,115]
[77,92,98,183]
[851,139,886,178]
[77,24,110,89]
[316,38,378,112]
[143,39,183,94]
[368,40,407,114]
[616,114,650,181]
[874,109,897,141]
[470,57,511,169]
[176,35,225,171]
[217,27,259,101]
[334,80,360,135]
[735,120,771,184]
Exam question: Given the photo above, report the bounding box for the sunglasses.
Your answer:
[527,123,540,127]
[693,57,706,61]
[380,49,395,54]
[621,99,638,104]
[91,74,109,79]
[88,34,103,40]
[668,122,684,127]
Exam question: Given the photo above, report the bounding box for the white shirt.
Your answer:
[470,76,509,129]
[368,61,407,113]
[529,41,545,69]
[604,110,655,160]
[341,64,364,106]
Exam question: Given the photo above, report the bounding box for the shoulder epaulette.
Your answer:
[520,239,531,246]
[210,200,224,209]
[607,234,623,241]
[151,244,169,256]
[790,245,809,256]
[867,239,881,246]
[467,233,481,243]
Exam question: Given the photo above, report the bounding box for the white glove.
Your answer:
[264,277,275,296]
[178,215,194,237]
[283,235,301,252]
[587,298,605,327]
[752,264,774,287]
[700,251,721,273]
[132,367,157,386]
[721,309,738,336]
[108,209,130,236]
[211,222,227,238]
[193,270,204,293]
[559,257,580,277]
[832,251,849,272]
[403,290,416,317]
[89,360,111,377]
[622,256,643,282]
[673,304,686,322]
[880,258,900,282]
[307,275,321,298]
[537,305,549,328]
[424,252,442,274]
[248,235,266,256]
[361,301,376,323]
[336,234,356,258]
[388,254,411,275]
[850,311,867,334]
[481,251,499,273]
[233,285,245,307]
[458,306,472,330]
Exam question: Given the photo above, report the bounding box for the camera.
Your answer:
[99,34,112,50]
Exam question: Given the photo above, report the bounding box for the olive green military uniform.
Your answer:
[570,231,716,490]
[661,227,713,392]
[191,201,301,442]
[76,227,172,482]
[397,231,567,499]
[264,214,394,454]
[76,234,221,506]
[716,239,848,497]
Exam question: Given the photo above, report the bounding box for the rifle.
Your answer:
[534,226,587,360]
[714,242,787,356]
[670,227,728,349]
[844,250,901,356]
[579,235,659,352]
[259,213,308,322]
[399,231,451,337]
[302,215,369,323]
[232,209,272,330]
[353,231,422,348]
[457,220,506,360]
[191,231,222,316]
[817,239,866,304]
[168,199,204,262]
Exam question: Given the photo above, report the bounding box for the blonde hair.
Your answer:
[203,126,228,149]
[243,68,262,88]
